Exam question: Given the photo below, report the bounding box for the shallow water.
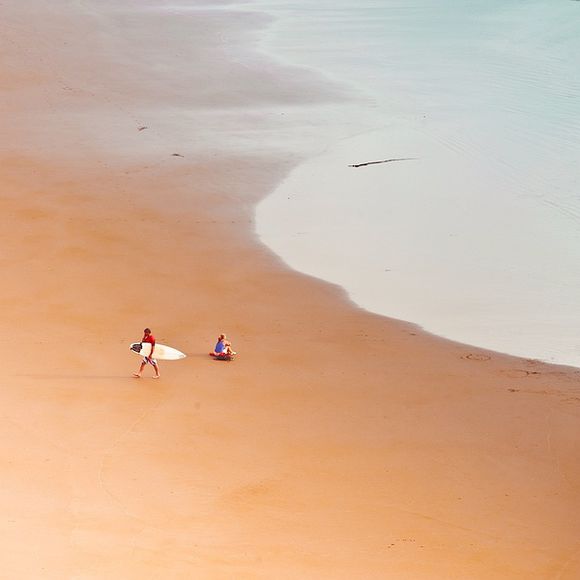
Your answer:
[255,0,580,366]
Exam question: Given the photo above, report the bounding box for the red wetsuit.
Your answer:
[142,333,156,360]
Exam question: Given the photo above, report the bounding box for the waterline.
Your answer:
[256,0,580,366]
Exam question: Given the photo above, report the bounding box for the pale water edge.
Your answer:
[254,0,580,367]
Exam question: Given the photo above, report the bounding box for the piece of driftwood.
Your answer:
[349,157,417,168]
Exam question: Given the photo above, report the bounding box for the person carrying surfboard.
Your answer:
[133,327,160,379]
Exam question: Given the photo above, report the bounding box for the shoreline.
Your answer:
[1,1,579,578]
[255,0,580,368]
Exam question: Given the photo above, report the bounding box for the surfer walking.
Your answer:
[133,327,160,379]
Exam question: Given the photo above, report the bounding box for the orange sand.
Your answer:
[1,2,579,578]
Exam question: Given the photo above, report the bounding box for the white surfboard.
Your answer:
[130,342,186,360]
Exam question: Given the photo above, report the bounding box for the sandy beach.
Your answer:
[1,1,580,578]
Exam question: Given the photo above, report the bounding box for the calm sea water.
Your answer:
[255,0,580,366]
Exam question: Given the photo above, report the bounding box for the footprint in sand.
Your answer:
[502,369,541,379]
[462,353,491,361]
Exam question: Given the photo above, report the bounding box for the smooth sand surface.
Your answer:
[1,1,579,578]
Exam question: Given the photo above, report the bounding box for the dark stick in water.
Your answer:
[349,157,417,168]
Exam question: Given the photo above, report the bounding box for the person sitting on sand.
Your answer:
[211,333,236,357]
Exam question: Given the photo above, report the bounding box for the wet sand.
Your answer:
[1,1,579,578]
